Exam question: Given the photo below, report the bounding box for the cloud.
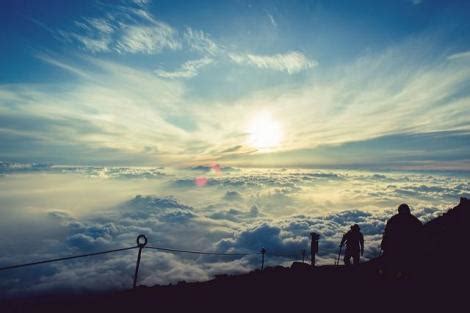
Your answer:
[229,51,317,74]
[1,167,464,297]
[223,191,243,201]
[447,50,470,60]
[115,23,180,54]
[0,161,52,173]
[2,24,470,168]
[266,13,277,28]
[62,5,181,54]
[184,28,220,56]
[64,7,222,57]
[156,57,213,79]
[216,223,308,255]
[132,0,150,5]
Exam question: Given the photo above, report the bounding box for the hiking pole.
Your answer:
[260,248,266,270]
[335,245,342,266]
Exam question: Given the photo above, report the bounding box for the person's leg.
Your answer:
[353,252,360,265]
[344,254,351,266]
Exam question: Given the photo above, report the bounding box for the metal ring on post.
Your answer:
[133,234,148,289]
[136,234,148,248]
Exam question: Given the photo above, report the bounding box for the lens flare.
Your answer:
[194,176,208,187]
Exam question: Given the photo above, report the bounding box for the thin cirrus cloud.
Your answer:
[61,5,181,54]
[447,50,470,60]
[1,35,469,167]
[184,27,220,56]
[229,51,317,74]
[155,57,214,79]
[61,3,314,75]
[1,0,469,168]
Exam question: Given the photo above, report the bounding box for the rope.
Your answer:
[145,246,254,256]
[0,246,138,272]
[146,246,303,259]
[0,240,308,273]
[268,253,301,260]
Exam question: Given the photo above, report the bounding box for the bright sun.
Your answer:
[247,112,283,150]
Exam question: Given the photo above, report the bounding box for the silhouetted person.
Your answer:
[310,232,320,267]
[381,203,423,278]
[340,224,364,265]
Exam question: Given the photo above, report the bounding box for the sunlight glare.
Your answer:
[247,112,283,150]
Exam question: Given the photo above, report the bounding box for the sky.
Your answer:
[0,0,470,298]
[0,0,469,169]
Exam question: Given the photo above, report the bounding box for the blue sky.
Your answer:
[1,0,469,168]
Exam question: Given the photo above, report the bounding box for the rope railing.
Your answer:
[0,246,138,272]
[0,234,313,290]
[145,246,254,256]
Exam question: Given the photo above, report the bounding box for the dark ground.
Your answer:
[2,198,470,312]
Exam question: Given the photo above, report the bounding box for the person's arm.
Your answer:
[340,233,346,247]
[380,221,389,251]
[360,233,364,256]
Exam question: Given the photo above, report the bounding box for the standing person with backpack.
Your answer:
[380,203,424,278]
[340,224,364,265]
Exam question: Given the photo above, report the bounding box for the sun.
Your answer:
[247,112,283,150]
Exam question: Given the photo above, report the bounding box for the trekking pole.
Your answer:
[335,245,342,266]
[260,248,266,270]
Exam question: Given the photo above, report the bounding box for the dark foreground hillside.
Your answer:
[3,198,470,312]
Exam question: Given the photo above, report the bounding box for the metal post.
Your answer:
[260,248,266,271]
[302,249,306,263]
[133,234,147,289]
[310,232,320,267]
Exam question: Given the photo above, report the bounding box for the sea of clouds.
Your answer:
[0,163,468,297]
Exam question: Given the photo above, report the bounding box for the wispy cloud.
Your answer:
[229,51,317,74]
[2,5,470,167]
[132,0,150,5]
[184,28,220,56]
[58,2,317,78]
[115,23,180,54]
[447,50,470,60]
[2,34,469,167]
[266,13,277,28]
[62,5,180,54]
[155,57,213,79]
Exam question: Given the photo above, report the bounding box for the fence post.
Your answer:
[260,248,266,271]
[133,234,148,289]
[302,249,306,263]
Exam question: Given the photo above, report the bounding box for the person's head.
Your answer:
[398,203,411,215]
[351,224,360,232]
[310,232,320,240]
